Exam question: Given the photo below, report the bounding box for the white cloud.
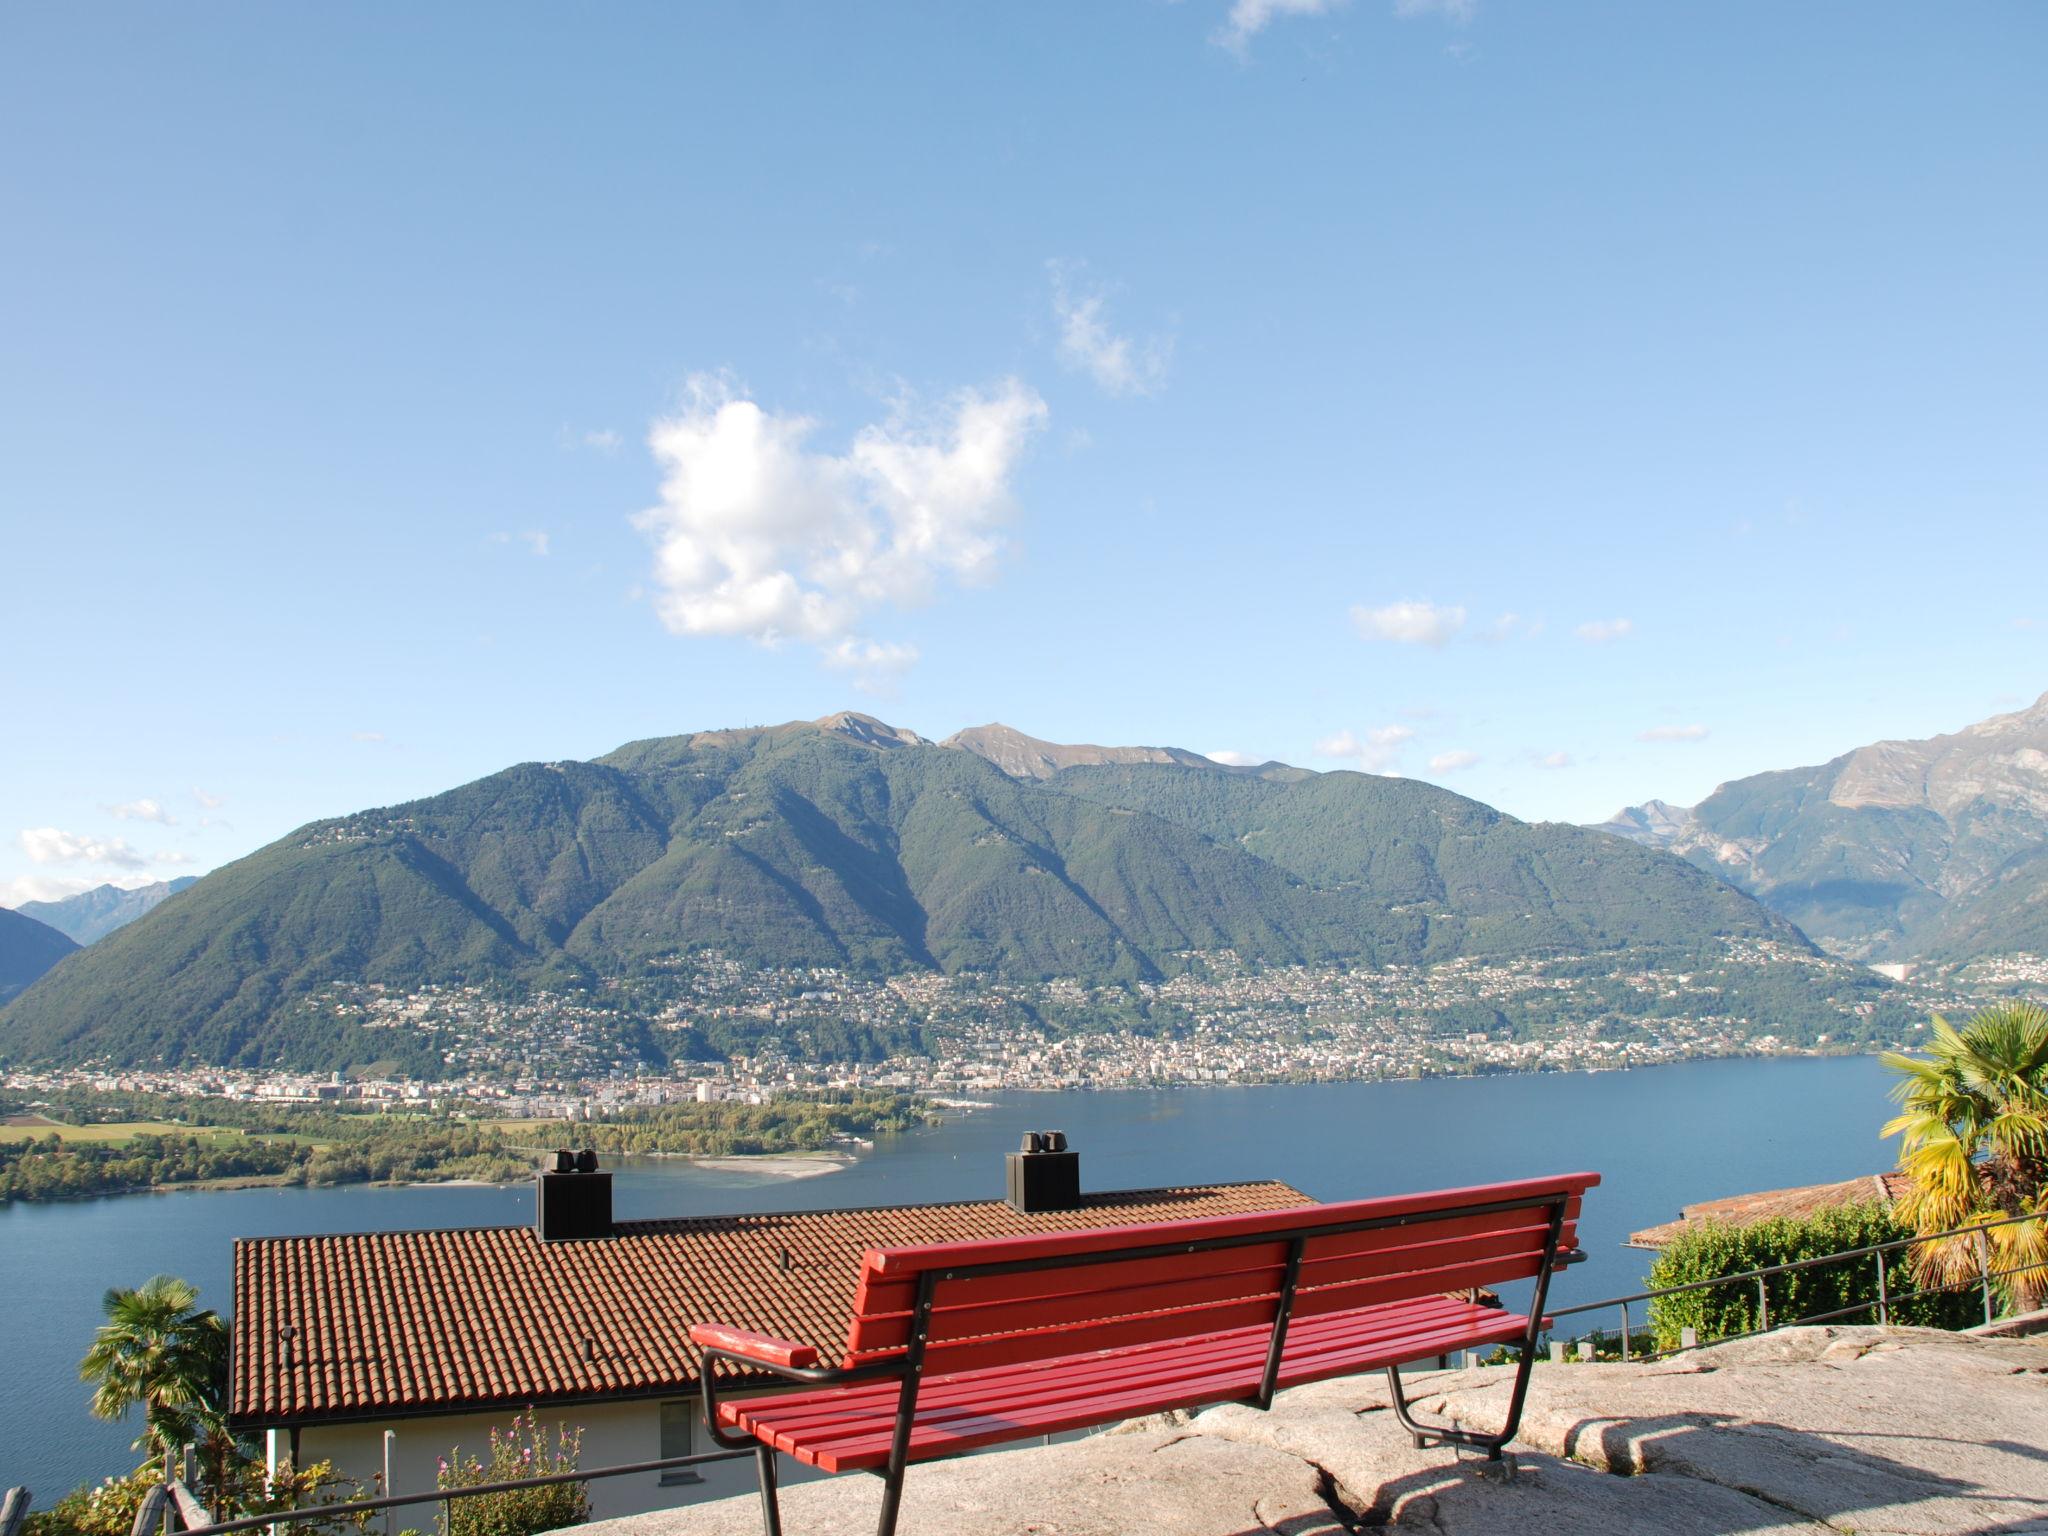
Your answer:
[1316,724,1416,772]
[152,849,195,865]
[1216,0,1346,53]
[1536,750,1574,769]
[1395,0,1476,21]
[822,638,920,695]
[18,827,148,869]
[1049,263,1171,397]
[105,798,176,825]
[1639,723,1710,743]
[633,372,1047,673]
[1428,749,1480,772]
[1575,618,1635,644]
[352,731,388,744]
[492,530,551,557]
[191,787,226,810]
[560,424,623,454]
[1350,600,1467,648]
[1206,749,1259,767]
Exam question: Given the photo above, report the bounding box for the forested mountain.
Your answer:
[4,713,1828,1067]
[1594,692,2048,960]
[15,878,198,944]
[0,908,79,1005]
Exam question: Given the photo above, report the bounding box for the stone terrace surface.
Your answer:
[564,1326,2048,1535]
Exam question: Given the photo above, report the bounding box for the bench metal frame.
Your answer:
[701,1191,1573,1536]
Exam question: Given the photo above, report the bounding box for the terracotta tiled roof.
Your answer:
[230,1180,1313,1427]
[1626,1171,1913,1250]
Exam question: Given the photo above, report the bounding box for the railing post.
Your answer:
[1875,1249,1889,1326]
[382,1432,395,1536]
[1756,1274,1769,1333]
[1977,1228,1995,1326]
[130,1486,167,1536]
[1,1487,32,1536]
[1618,1301,1630,1362]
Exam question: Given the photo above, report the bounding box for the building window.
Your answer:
[658,1399,701,1486]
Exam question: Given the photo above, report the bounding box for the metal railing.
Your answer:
[1542,1206,2043,1365]
[0,1442,752,1536]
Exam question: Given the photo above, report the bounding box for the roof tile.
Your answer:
[231,1180,1312,1426]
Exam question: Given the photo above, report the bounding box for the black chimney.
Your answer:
[536,1148,613,1241]
[1005,1130,1080,1213]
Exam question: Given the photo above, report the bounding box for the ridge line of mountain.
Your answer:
[1,711,1853,1072]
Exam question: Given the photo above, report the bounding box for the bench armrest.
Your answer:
[690,1323,820,1370]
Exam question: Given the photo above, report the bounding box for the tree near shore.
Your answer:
[79,1274,228,1460]
[1882,1002,2048,1311]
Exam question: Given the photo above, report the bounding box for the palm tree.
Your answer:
[79,1274,229,1464]
[1882,1001,2048,1311]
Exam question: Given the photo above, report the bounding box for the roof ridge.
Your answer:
[232,1180,1310,1246]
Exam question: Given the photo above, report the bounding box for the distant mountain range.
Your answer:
[1594,692,2048,960]
[2,712,1822,1069]
[16,878,198,945]
[0,907,78,1005]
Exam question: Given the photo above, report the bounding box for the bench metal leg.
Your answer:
[1383,1347,1534,1462]
[754,1444,783,1536]
[875,1461,908,1536]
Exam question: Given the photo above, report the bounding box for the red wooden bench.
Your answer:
[693,1171,1598,1536]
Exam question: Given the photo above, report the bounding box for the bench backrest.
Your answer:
[842,1172,1598,1375]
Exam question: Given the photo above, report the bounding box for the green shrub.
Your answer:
[26,1458,363,1536]
[1645,1202,1981,1352]
[437,1411,588,1536]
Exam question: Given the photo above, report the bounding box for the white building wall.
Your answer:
[290,1395,1100,1525]
[291,1397,778,1525]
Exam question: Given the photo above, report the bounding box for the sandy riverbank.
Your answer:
[684,1151,856,1179]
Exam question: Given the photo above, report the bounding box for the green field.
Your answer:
[487,1117,580,1138]
[0,1116,316,1148]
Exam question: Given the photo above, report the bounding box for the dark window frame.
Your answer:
[657,1398,703,1486]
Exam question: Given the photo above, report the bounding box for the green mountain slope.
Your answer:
[4,714,1828,1068]
[1044,764,1795,962]
[0,907,78,1005]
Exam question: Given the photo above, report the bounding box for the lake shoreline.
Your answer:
[2,1050,1900,1208]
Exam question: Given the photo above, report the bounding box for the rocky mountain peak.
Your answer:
[1593,799,1697,848]
[940,723,1208,780]
[812,711,931,750]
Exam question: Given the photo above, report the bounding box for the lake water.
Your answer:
[1,1054,1901,1498]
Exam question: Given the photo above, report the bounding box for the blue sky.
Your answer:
[4,1,2045,905]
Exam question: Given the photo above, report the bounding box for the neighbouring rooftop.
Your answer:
[1626,1170,1911,1249]
[229,1179,1313,1428]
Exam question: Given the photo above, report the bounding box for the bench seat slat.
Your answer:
[724,1294,1535,1473]
[767,1293,1481,1440]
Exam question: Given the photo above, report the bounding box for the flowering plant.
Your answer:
[436,1411,588,1536]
